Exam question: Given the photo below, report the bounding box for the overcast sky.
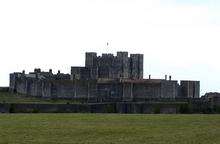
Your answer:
[1,0,220,95]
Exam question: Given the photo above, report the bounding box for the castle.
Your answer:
[9,51,200,102]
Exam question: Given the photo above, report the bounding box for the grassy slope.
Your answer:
[0,114,219,144]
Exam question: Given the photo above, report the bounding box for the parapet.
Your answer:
[117,51,128,57]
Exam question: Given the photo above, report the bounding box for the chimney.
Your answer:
[22,70,25,74]
[49,69,52,74]
[58,70,60,74]
[149,75,151,79]
[169,75,171,81]
[165,75,167,80]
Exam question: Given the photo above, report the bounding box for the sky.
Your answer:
[0,0,220,95]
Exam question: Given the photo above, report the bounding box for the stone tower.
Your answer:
[180,81,200,98]
[85,52,97,68]
[130,54,143,79]
[71,51,144,80]
[116,52,129,78]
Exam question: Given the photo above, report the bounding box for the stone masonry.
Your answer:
[9,51,200,102]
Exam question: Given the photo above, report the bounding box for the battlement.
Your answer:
[9,51,200,101]
[78,51,143,80]
[10,69,70,81]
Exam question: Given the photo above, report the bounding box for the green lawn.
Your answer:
[0,114,219,144]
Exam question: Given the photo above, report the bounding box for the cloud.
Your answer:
[0,0,220,94]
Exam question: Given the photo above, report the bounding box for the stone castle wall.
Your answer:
[9,51,200,101]
[9,73,199,102]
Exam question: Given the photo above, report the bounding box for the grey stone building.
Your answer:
[71,52,143,80]
[9,51,200,102]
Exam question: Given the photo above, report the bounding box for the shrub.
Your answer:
[32,108,40,113]
[154,105,161,114]
[9,104,15,113]
[105,104,115,113]
[179,104,190,114]
[213,106,220,113]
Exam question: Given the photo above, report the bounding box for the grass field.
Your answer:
[0,114,219,144]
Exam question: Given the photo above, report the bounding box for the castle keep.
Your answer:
[9,52,200,102]
[73,52,143,79]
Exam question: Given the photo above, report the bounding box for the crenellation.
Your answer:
[82,51,143,79]
[9,51,200,102]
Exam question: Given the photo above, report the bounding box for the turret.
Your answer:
[85,52,97,68]
[130,54,143,79]
[117,52,129,78]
